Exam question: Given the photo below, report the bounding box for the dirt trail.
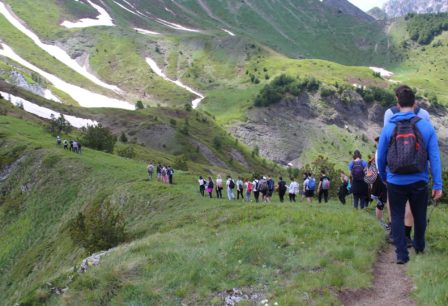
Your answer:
[340,245,416,306]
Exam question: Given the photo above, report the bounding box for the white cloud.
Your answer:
[347,0,389,12]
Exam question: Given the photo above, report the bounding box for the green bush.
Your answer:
[117,146,136,159]
[82,124,116,153]
[213,136,223,150]
[174,156,188,171]
[119,132,128,143]
[69,200,127,253]
[406,13,448,45]
[135,100,144,110]
[48,114,72,136]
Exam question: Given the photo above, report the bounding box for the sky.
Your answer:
[347,0,389,12]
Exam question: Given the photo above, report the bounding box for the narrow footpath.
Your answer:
[340,245,417,306]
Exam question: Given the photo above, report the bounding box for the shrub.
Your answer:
[174,155,188,171]
[185,104,192,112]
[48,114,72,136]
[213,136,223,150]
[320,86,336,98]
[169,119,177,126]
[135,100,144,110]
[69,200,127,253]
[117,146,136,159]
[119,132,128,143]
[82,124,116,153]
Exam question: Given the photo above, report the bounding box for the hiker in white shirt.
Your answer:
[288,178,299,202]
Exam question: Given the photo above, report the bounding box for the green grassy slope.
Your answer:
[0,101,382,305]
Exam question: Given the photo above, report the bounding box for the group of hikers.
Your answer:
[147,162,174,184]
[197,172,332,204]
[56,135,82,153]
[196,86,443,265]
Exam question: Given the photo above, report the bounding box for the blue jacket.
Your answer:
[377,112,442,190]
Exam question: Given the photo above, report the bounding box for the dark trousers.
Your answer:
[169,175,173,184]
[318,189,329,203]
[208,192,213,198]
[388,181,429,261]
[237,190,244,200]
[254,191,260,203]
[216,188,223,198]
[354,195,366,209]
[200,186,205,197]
[279,190,286,202]
[289,193,296,202]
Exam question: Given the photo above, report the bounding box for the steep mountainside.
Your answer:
[384,0,448,17]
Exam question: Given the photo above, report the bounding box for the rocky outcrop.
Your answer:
[384,0,448,17]
[368,7,388,20]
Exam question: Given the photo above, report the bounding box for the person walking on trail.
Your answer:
[198,176,206,197]
[236,177,244,200]
[258,176,269,202]
[349,150,368,209]
[147,162,154,180]
[69,140,74,152]
[216,175,223,199]
[384,102,432,247]
[302,173,308,200]
[338,172,350,205]
[168,166,174,184]
[72,141,79,154]
[226,176,235,200]
[78,142,82,154]
[253,177,260,203]
[267,176,275,203]
[304,173,316,203]
[56,135,61,145]
[245,178,253,202]
[63,139,69,150]
[161,166,169,184]
[277,177,287,203]
[156,163,162,181]
[377,85,443,264]
[318,170,331,203]
[206,177,214,198]
[288,178,299,202]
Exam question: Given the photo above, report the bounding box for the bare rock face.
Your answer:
[384,0,448,17]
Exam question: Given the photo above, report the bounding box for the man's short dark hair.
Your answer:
[395,85,415,107]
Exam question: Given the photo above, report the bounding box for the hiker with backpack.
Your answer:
[161,166,169,184]
[318,170,331,203]
[63,139,68,150]
[338,172,350,205]
[302,173,308,200]
[245,178,253,202]
[216,175,223,199]
[157,163,162,181]
[206,177,214,198]
[277,177,287,203]
[198,176,206,197]
[377,85,443,264]
[267,176,275,203]
[226,176,235,200]
[168,166,174,184]
[56,135,61,145]
[258,176,269,202]
[147,162,154,180]
[304,173,316,203]
[349,150,368,209]
[252,177,260,203]
[384,101,431,247]
[236,177,244,200]
[288,177,299,202]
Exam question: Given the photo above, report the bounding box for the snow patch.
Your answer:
[145,57,204,108]
[0,1,120,93]
[44,89,61,103]
[1,91,98,128]
[134,27,160,35]
[61,0,114,28]
[222,29,235,36]
[156,18,201,32]
[0,43,134,110]
[369,67,394,79]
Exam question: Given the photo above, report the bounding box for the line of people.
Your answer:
[198,172,332,204]
[57,136,82,154]
[147,162,174,184]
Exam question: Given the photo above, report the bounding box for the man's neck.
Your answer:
[399,107,414,113]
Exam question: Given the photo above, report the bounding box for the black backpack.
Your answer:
[208,181,214,189]
[278,181,287,192]
[351,161,365,181]
[229,179,235,189]
[387,117,428,174]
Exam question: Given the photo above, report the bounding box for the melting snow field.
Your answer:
[156,18,201,32]
[0,43,134,110]
[1,91,98,128]
[369,67,394,78]
[61,0,114,28]
[145,57,204,108]
[222,29,235,36]
[0,1,120,92]
[134,27,160,35]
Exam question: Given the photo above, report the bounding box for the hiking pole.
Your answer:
[427,199,438,226]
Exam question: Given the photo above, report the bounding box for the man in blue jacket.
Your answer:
[377,85,443,264]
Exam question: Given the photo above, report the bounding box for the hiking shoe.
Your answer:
[415,249,425,255]
[385,223,391,231]
[406,237,413,248]
[396,258,409,265]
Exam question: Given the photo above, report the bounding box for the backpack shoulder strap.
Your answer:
[414,106,421,115]
[410,116,422,125]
